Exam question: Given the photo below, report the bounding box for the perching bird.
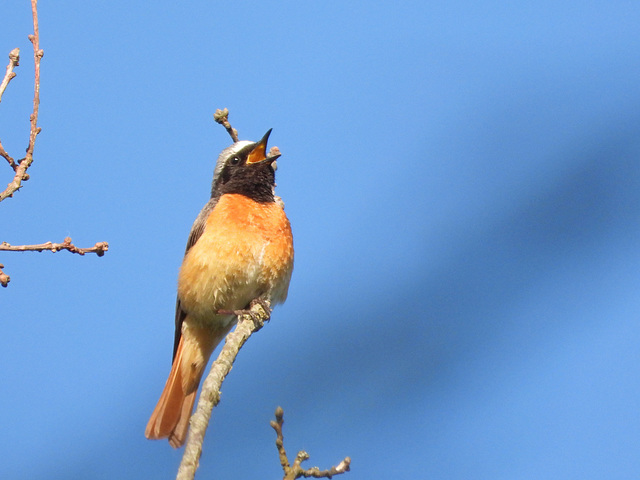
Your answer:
[145,129,294,448]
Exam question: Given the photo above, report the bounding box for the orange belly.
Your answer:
[177,194,294,323]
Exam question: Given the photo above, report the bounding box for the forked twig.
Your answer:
[0,0,42,202]
[271,407,351,480]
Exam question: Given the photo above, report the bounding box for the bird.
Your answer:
[145,129,294,448]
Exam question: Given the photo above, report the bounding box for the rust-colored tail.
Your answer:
[145,323,226,448]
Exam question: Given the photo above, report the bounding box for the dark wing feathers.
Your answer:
[172,198,219,361]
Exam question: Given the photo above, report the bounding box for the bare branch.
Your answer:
[0,0,43,202]
[0,238,108,285]
[0,48,20,103]
[176,300,271,480]
[1,2,109,288]
[213,108,239,142]
[0,264,10,287]
[271,407,351,480]
[0,237,109,256]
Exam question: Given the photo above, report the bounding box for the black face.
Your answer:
[215,144,276,203]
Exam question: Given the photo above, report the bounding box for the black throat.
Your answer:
[215,162,276,203]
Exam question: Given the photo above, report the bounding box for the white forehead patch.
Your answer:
[220,141,254,159]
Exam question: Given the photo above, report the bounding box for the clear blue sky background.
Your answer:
[2,1,639,479]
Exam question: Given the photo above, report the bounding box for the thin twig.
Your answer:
[176,300,271,480]
[0,237,109,256]
[0,264,10,287]
[213,108,239,142]
[272,407,292,473]
[0,0,43,202]
[0,49,20,170]
[271,407,351,480]
[0,48,20,103]
[0,139,17,170]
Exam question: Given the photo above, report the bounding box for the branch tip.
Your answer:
[0,264,9,287]
[9,48,20,63]
[213,108,239,143]
[0,48,21,103]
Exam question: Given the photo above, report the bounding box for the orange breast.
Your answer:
[177,194,294,321]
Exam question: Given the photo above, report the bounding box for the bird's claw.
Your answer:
[216,299,272,327]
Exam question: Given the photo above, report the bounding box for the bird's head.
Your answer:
[210,129,281,202]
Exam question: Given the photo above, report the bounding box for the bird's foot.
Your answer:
[217,298,272,326]
[249,298,272,320]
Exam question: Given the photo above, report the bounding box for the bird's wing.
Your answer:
[172,198,218,361]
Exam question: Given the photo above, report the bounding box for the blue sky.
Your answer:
[2,1,640,479]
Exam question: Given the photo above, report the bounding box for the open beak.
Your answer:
[246,129,281,165]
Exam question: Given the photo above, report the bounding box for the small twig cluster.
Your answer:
[0,0,108,287]
[271,407,351,480]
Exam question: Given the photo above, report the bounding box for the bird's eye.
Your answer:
[230,156,240,165]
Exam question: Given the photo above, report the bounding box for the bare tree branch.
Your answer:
[0,0,43,202]
[0,237,109,256]
[271,407,351,480]
[176,300,271,480]
[1,1,109,286]
[0,237,109,285]
[0,48,20,103]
